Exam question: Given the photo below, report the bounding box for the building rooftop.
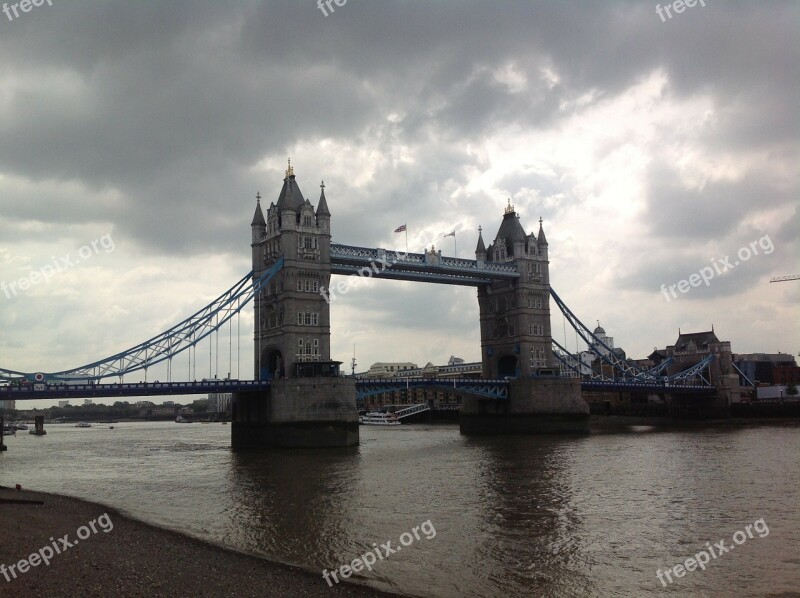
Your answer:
[673,330,720,352]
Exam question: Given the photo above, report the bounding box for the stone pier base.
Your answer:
[460,377,590,435]
[232,378,358,449]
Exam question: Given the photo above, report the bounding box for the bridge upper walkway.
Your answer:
[330,244,519,285]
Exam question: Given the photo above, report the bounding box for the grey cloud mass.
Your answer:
[0,0,797,395]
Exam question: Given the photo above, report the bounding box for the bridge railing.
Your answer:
[393,404,431,418]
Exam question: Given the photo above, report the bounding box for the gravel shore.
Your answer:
[0,486,405,598]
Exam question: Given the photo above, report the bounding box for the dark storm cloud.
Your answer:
[1,1,796,252]
[0,0,797,369]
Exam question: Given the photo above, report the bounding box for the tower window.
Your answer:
[297,312,320,326]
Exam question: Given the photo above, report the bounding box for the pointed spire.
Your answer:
[276,163,305,212]
[251,191,266,226]
[504,198,515,215]
[316,180,330,216]
[475,225,486,255]
[537,216,548,245]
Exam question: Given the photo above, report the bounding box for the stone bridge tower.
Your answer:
[235,161,357,449]
[250,161,336,379]
[476,201,554,379]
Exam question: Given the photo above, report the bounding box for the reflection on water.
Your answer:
[1,421,798,597]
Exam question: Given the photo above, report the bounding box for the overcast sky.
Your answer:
[1,1,797,406]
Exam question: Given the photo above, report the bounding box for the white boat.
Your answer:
[175,415,193,423]
[75,422,91,428]
[360,412,400,426]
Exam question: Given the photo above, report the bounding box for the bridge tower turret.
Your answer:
[477,201,554,379]
[475,226,487,267]
[250,161,335,379]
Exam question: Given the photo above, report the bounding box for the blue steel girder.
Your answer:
[356,378,509,400]
[551,338,607,380]
[731,360,755,387]
[330,244,519,286]
[667,353,714,385]
[646,357,672,377]
[1,258,284,382]
[549,287,653,381]
[1,379,272,400]
[550,289,714,387]
[581,380,716,394]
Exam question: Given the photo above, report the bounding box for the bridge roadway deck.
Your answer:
[580,380,716,394]
[1,378,716,401]
[1,380,272,401]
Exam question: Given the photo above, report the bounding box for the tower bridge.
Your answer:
[1,162,733,447]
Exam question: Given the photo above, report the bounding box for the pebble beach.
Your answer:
[0,486,403,598]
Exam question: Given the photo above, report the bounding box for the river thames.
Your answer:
[1,421,798,597]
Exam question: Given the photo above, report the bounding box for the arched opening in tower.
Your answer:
[261,347,284,379]
[498,355,518,378]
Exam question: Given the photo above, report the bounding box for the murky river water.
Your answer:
[1,421,798,597]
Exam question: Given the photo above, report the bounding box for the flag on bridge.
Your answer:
[394,224,407,233]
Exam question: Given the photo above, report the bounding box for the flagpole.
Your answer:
[443,230,456,257]
[405,228,408,255]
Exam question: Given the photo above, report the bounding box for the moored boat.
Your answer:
[360,412,401,426]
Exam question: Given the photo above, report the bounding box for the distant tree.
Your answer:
[190,398,210,412]
[786,382,798,396]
